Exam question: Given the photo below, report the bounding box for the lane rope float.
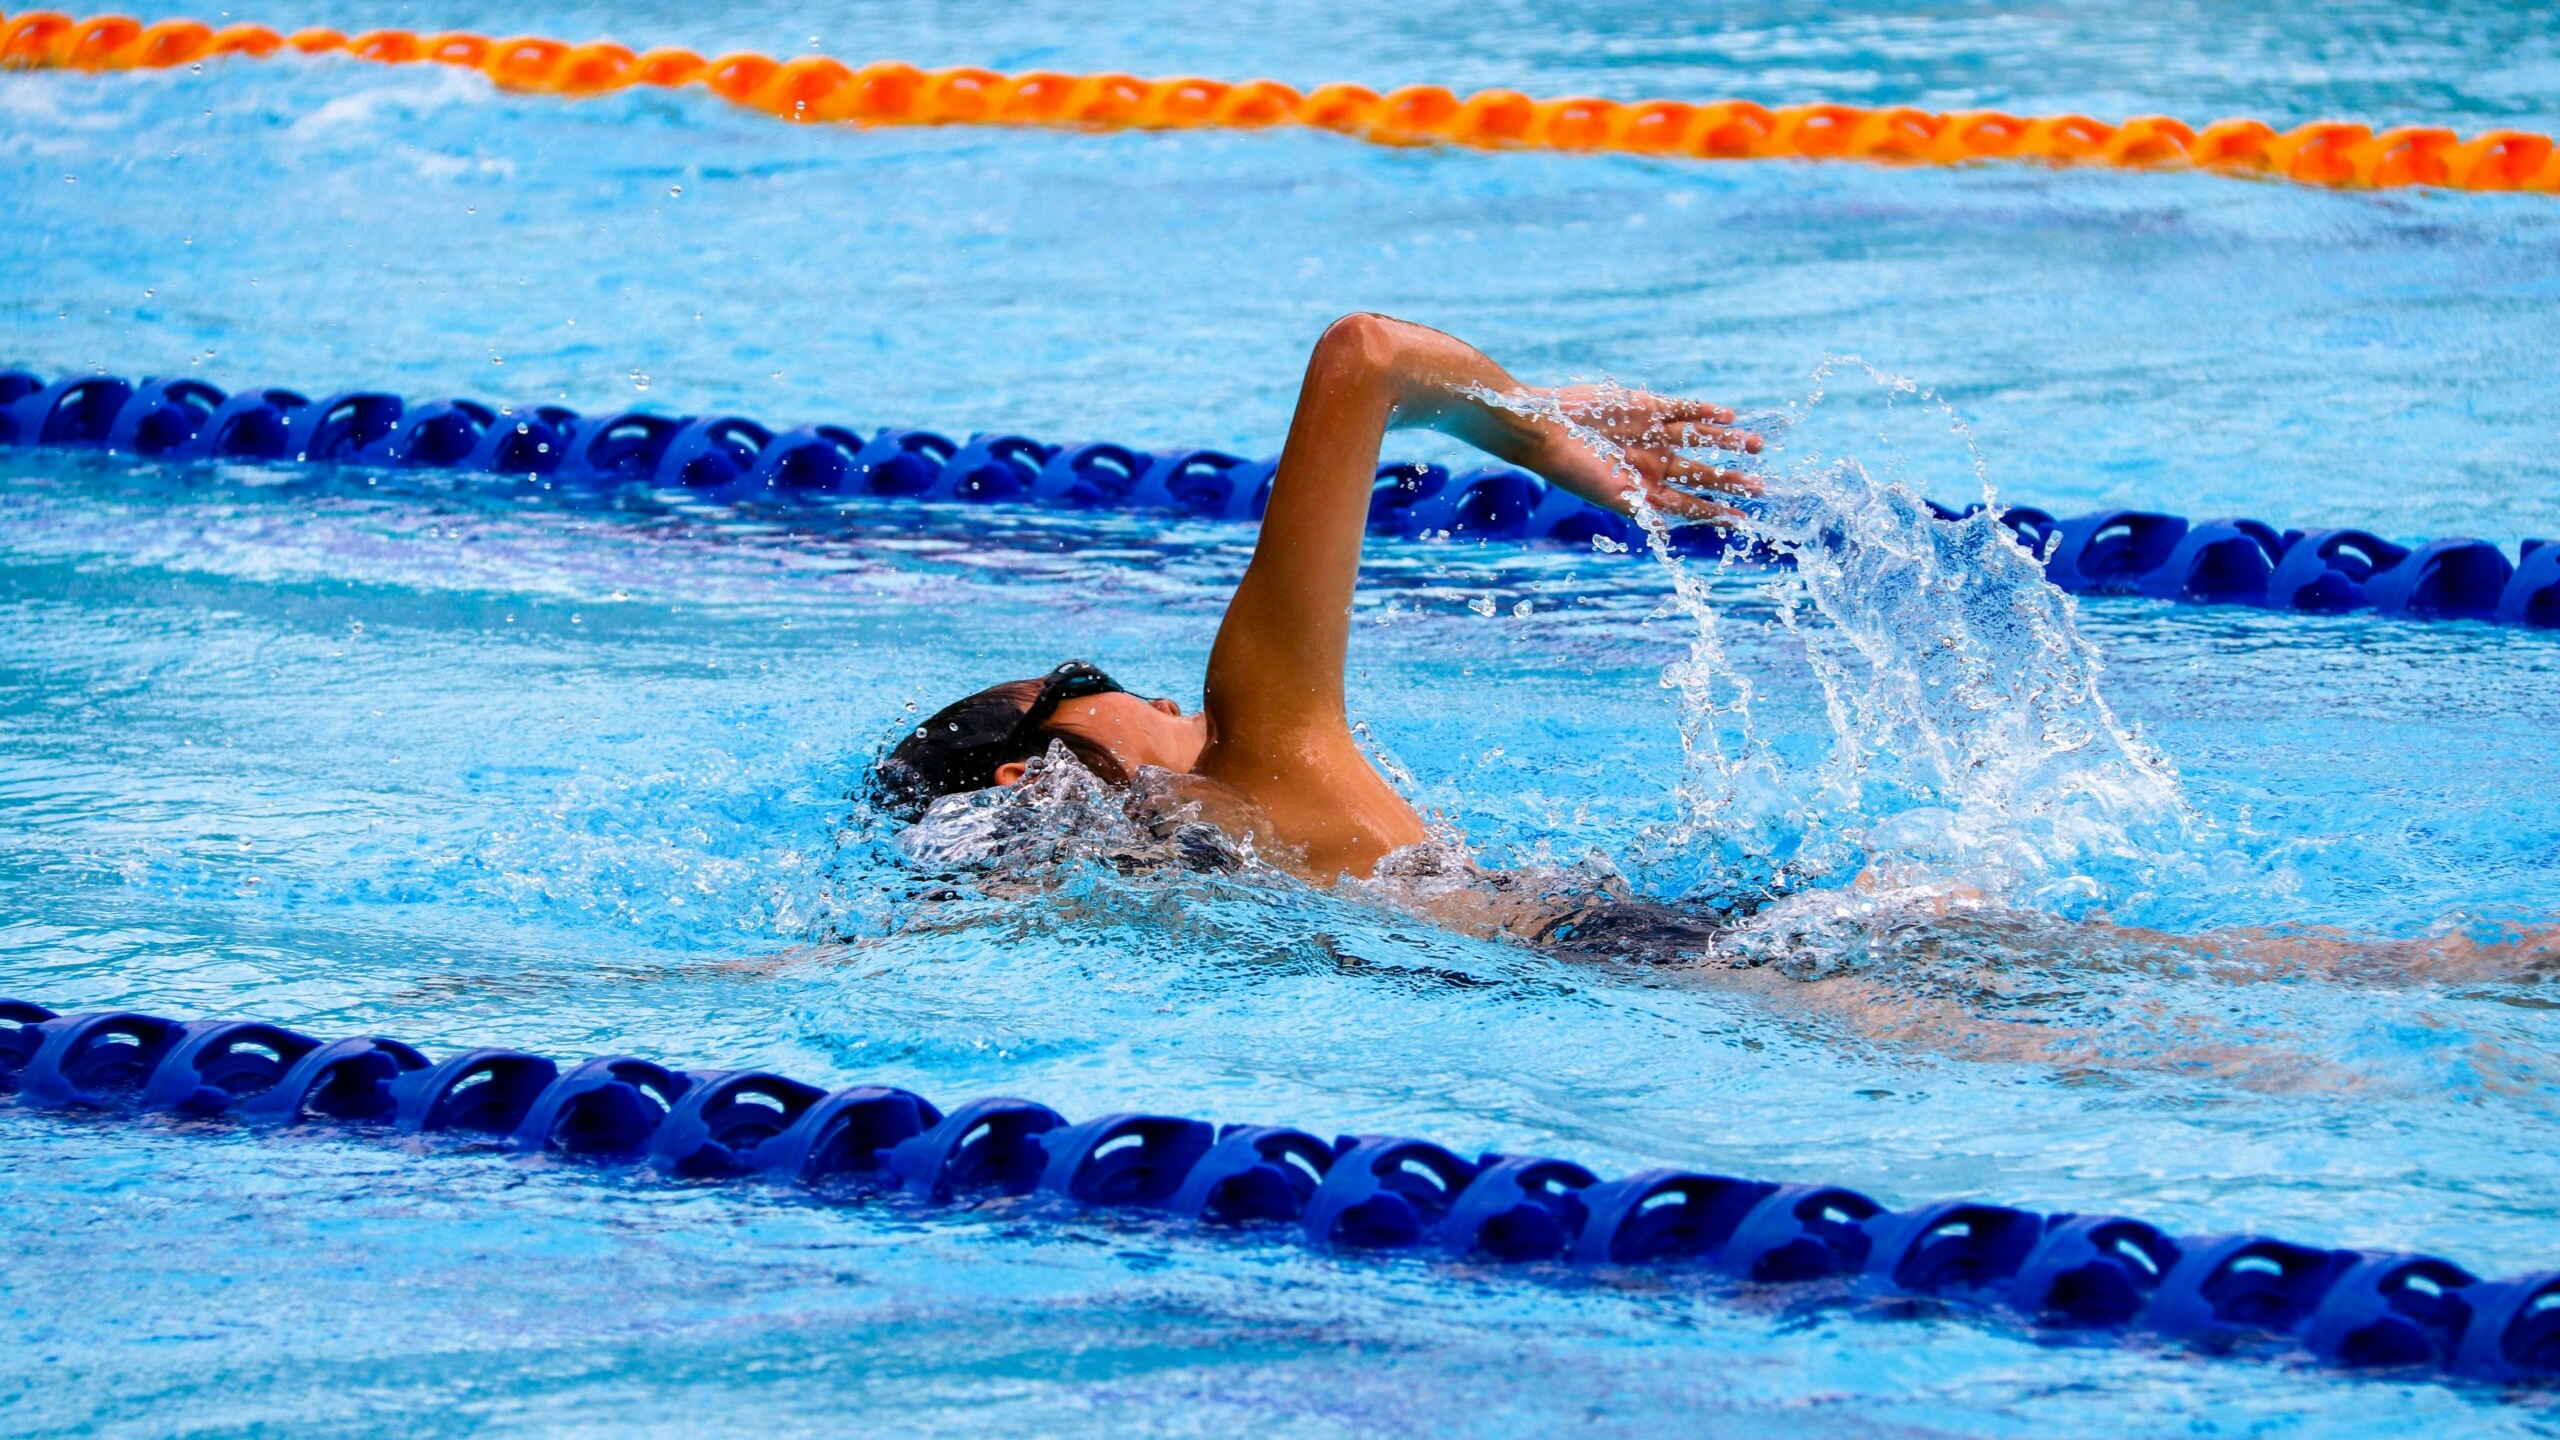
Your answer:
[3,995,2557,1385]
[0,9,2555,194]
[5,368,2556,628]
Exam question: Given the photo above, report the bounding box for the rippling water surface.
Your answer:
[4,3,2559,1436]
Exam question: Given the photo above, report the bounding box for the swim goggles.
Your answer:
[1011,660,1128,746]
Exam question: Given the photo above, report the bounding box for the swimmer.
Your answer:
[868,314,2560,1002]
[871,313,1761,882]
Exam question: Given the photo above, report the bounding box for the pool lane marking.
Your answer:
[2,9,2556,194]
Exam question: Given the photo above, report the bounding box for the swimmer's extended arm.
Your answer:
[1193,314,1756,878]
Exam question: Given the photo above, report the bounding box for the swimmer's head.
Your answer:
[870,660,1207,820]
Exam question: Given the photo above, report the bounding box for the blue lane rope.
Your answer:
[4,996,2556,1383]
[3,370,2556,627]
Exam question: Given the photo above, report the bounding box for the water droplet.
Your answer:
[1468,594,1497,617]
[669,184,682,197]
[1512,599,1533,617]
[466,205,477,214]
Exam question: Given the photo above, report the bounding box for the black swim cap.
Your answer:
[869,660,1128,820]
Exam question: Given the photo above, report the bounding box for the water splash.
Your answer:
[1490,360,2199,926]
[891,744,1254,882]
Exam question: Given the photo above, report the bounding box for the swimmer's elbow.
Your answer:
[1310,312,1407,389]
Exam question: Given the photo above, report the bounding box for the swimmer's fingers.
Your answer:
[1661,453,1761,496]
[1553,385,1727,419]
[1623,475,1743,524]
[1643,397,1747,439]
[1560,457,1743,524]
[1562,391,1762,454]
[1556,392,1714,441]
[1599,394,1735,428]
[1652,418,1763,455]
[1608,452,1750,520]
[1531,389,1757,518]
[1631,398,1760,454]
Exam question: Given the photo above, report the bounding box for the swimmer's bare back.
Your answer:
[1194,314,1760,880]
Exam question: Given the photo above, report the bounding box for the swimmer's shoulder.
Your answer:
[1190,730,1428,882]
[1126,767,1306,873]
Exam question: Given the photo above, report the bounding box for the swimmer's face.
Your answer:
[992,691,1207,788]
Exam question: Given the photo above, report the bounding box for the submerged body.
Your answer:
[888,745,2560,1100]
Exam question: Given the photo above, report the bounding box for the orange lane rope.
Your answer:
[4,9,2556,194]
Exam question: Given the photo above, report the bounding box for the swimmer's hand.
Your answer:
[1524,385,1762,523]
[1377,324,1762,523]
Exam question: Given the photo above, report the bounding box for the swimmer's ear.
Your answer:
[993,761,1030,787]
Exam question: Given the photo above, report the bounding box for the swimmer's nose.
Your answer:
[1149,696,1183,716]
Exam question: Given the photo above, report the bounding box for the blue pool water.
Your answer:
[4,2,2560,1434]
